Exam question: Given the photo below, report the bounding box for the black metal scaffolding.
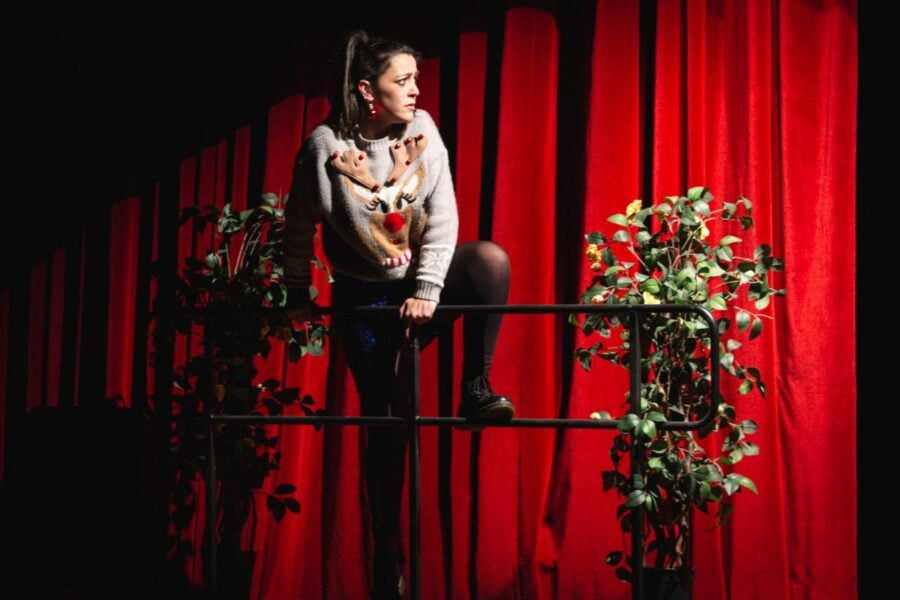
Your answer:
[204,303,720,600]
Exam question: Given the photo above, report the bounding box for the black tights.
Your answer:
[438,240,511,381]
[332,241,510,595]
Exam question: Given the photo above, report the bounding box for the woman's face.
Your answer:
[360,53,419,128]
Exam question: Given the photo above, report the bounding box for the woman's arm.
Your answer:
[412,132,459,304]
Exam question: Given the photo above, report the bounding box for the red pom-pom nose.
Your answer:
[383,212,406,233]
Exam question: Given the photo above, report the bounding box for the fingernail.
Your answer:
[416,133,424,140]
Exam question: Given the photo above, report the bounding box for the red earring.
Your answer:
[366,99,377,120]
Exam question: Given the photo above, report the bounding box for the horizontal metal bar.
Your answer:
[210,415,407,426]
[415,417,619,429]
[211,414,617,428]
[209,414,702,431]
[176,303,716,317]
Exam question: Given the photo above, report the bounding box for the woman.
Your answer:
[284,30,512,598]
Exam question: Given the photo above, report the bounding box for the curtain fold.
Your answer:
[107,198,141,406]
[776,0,858,597]
[552,1,643,597]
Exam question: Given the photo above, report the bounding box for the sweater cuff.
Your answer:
[414,280,442,303]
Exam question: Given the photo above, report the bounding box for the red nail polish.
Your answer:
[405,159,412,166]
[394,143,401,149]
[416,133,424,140]
[358,154,365,160]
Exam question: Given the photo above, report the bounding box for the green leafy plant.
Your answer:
[574,187,785,580]
[159,192,328,574]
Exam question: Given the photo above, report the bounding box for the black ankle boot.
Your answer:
[456,375,515,430]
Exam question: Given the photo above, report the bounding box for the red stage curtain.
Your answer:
[2,1,857,597]
[107,197,141,406]
[25,251,67,411]
[25,261,47,412]
[197,2,860,598]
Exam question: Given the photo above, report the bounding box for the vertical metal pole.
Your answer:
[207,418,218,597]
[408,329,422,600]
[205,329,218,598]
[630,310,644,600]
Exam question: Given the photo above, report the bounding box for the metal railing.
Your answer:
[204,303,720,600]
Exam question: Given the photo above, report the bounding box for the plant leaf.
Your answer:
[749,317,763,340]
[687,186,707,201]
[261,378,281,391]
[625,489,647,508]
[639,278,661,295]
[618,413,641,433]
[586,231,606,244]
[266,496,286,521]
[741,442,760,457]
[706,294,728,311]
[612,230,631,243]
[274,483,297,495]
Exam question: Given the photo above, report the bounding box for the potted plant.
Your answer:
[573,187,785,598]
[158,192,328,593]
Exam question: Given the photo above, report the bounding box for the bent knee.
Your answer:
[474,240,510,273]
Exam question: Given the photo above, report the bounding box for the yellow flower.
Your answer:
[590,293,605,304]
[642,291,661,305]
[625,199,643,220]
[585,244,600,261]
[697,218,710,240]
[590,261,602,271]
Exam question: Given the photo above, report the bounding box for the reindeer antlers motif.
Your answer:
[329,133,428,192]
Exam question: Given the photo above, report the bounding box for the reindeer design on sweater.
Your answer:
[330,134,429,269]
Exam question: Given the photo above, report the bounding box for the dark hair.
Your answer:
[328,30,422,139]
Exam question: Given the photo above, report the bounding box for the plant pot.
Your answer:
[642,567,694,600]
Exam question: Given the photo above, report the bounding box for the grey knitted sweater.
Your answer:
[283,110,458,303]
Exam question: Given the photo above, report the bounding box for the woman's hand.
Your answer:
[400,297,437,337]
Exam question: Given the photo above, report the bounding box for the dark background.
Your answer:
[3,2,449,280]
[3,1,886,595]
